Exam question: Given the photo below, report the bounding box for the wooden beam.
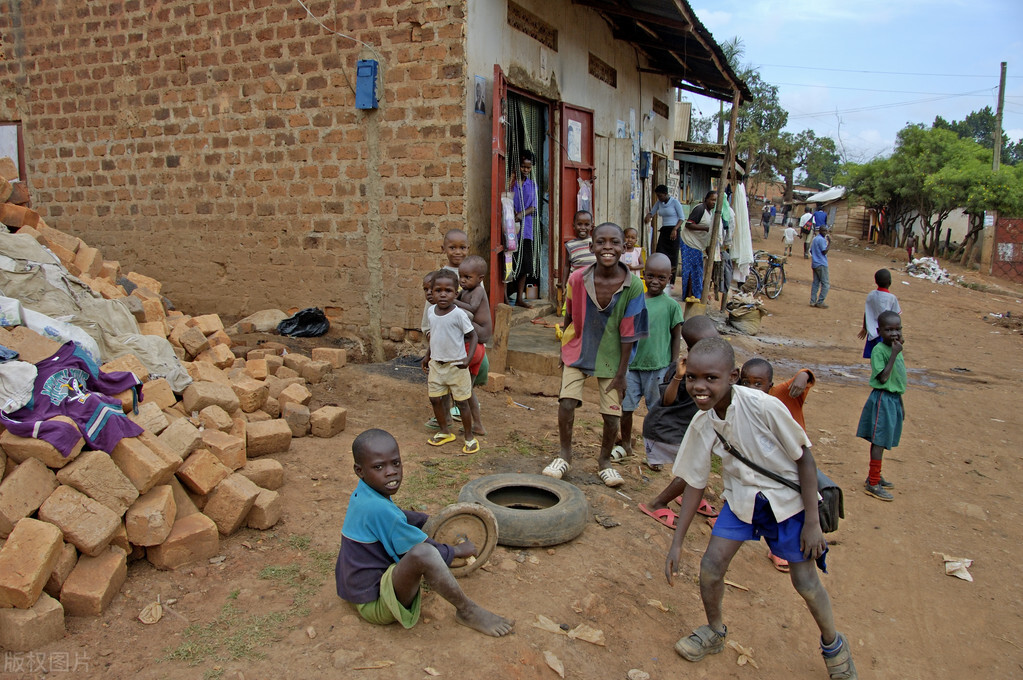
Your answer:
[675,80,733,103]
[668,0,742,102]
[489,303,514,373]
[573,0,691,32]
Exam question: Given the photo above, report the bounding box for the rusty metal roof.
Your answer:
[572,0,750,103]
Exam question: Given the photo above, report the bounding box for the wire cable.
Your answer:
[787,89,996,120]
[755,63,1022,79]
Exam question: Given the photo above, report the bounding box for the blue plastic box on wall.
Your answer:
[355,59,378,110]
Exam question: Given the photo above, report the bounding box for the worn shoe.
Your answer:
[822,633,858,679]
[675,625,727,661]
[542,457,570,480]
[864,476,894,489]
[864,483,894,501]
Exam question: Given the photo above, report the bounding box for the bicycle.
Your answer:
[739,250,786,299]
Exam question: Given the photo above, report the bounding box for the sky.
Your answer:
[686,0,1023,163]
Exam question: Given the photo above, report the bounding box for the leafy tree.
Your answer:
[933,106,1023,166]
[773,130,839,201]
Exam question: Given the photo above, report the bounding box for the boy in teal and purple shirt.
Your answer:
[542,222,647,488]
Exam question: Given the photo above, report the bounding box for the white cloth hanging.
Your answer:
[732,182,754,281]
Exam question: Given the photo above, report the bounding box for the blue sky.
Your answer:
[688,0,1023,162]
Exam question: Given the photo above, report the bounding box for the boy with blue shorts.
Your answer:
[618,253,682,459]
[857,310,905,501]
[335,429,513,636]
[665,338,856,680]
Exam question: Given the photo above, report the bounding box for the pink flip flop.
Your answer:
[638,503,677,529]
[671,497,719,518]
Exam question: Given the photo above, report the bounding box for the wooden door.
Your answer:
[488,65,508,318]
[558,104,595,271]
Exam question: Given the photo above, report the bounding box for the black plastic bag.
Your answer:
[277,307,330,337]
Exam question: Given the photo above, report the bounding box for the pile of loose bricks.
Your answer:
[0,193,350,651]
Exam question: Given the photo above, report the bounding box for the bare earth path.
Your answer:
[8,235,1023,680]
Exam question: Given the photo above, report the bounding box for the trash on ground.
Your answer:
[543,650,565,678]
[935,553,974,581]
[724,579,750,591]
[138,596,163,624]
[647,599,670,612]
[532,615,606,645]
[728,640,760,668]
[906,257,954,285]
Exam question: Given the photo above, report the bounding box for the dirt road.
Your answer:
[13,236,1023,680]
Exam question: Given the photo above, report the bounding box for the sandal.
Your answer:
[610,445,630,462]
[597,467,624,488]
[697,499,719,517]
[674,625,727,662]
[822,633,858,679]
[638,503,677,529]
[462,439,480,454]
[427,432,456,447]
[542,457,570,480]
[768,550,790,573]
[450,406,461,423]
[425,417,441,430]
[644,461,664,472]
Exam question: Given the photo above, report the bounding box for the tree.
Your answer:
[772,130,839,201]
[934,106,1023,166]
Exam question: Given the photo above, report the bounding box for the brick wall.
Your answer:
[992,216,1023,284]
[0,0,468,359]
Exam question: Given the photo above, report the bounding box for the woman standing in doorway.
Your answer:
[510,150,539,307]
[645,184,686,288]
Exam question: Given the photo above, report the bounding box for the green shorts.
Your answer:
[473,351,489,387]
[354,564,421,628]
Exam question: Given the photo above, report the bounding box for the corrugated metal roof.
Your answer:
[806,186,847,203]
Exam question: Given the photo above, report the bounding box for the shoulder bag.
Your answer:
[713,431,844,533]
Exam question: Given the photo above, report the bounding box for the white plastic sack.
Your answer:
[0,296,22,327]
[0,360,37,414]
[1,295,102,363]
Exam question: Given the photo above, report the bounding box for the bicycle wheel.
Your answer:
[764,266,784,298]
[741,268,762,295]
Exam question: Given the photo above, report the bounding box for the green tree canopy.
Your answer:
[933,106,1023,166]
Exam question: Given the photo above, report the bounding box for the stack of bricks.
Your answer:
[0,245,350,654]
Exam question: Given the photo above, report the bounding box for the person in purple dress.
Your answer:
[510,150,539,307]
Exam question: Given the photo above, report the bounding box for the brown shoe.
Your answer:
[822,633,858,679]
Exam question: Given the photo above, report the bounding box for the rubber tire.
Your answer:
[764,266,784,299]
[422,502,498,578]
[457,473,589,548]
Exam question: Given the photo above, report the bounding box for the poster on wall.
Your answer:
[615,120,628,139]
[474,76,486,115]
[566,120,582,163]
[630,168,638,200]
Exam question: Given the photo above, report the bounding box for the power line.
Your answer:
[756,63,1022,79]
[787,89,995,120]
[773,82,997,96]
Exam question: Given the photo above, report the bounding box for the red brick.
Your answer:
[231,375,268,413]
[168,477,200,520]
[129,401,170,434]
[60,546,127,616]
[186,361,232,385]
[237,458,283,490]
[146,512,218,570]
[310,406,347,438]
[0,591,65,651]
[176,449,231,495]
[55,450,139,516]
[190,313,225,335]
[0,518,64,609]
[0,458,58,538]
[2,327,62,364]
[282,402,310,438]
[482,371,505,393]
[126,271,162,294]
[141,377,177,409]
[37,486,121,557]
[300,359,332,384]
[246,488,282,530]
[182,381,240,413]
[101,353,150,382]
[203,473,260,535]
[201,430,245,470]
[199,405,234,432]
[195,343,236,369]
[278,382,312,409]
[311,347,346,368]
[0,417,84,469]
[125,485,176,546]
[245,419,292,457]
[73,245,104,278]
[282,352,311,372]
[244,358,269,380]
[110,436,178,494]
[44,542,77,598]
[179,325,210,357]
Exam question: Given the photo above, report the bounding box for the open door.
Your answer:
[558,104,595,270]
[488,65,508,319]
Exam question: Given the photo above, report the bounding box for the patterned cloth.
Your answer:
[560,263,648,377]
[678,242,705,298]
[564,237,596,272]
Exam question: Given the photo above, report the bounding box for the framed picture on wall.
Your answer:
[474,75,486,115]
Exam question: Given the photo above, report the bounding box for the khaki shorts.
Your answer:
[559,365,622,415]
[428,359,472,401]
[355,563,421,629]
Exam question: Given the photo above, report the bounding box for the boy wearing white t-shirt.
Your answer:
[782,224,797,257]
[857,269,901,359]
[664,338,857,680]
[421,270,479,453]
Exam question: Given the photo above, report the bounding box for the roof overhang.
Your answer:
[572,0,750,103]
[674,141,745,175]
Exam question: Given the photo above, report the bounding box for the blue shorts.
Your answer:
[862,336,881,359]
[712,494,816,566]
[623,367,667,412]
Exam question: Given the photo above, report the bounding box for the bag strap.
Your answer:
[713,431,802,494]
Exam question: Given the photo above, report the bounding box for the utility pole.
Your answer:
[993,61,1006,171]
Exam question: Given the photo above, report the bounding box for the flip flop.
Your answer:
[450,406,461,423]
[643,461,664,472]
[670,497,719,517]
[767,550,790,573]
[638,503,677,529]
[462,439,480,454]
[425,417,441,430]
[427,432,456,447]
[610,445,630,462]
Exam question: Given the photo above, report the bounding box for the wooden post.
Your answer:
[700,91,741,303]
[489,303,514,373]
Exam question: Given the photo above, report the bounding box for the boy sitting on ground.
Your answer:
[454,255,492,437]
[666,338,857,680]
[542,222,648,488]
[335,429,513,636]
[422,270,479,453]
[739,358,816,573]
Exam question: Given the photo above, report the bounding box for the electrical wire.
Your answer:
[787,89,996,120]
[755,63,1022,79]
[294,0,383,96]
[772,82,999,96]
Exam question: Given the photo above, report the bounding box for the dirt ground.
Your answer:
[7,235,1023,680]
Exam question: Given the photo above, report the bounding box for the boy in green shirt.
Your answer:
[618,253,683,459]
[856,311,906,501]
